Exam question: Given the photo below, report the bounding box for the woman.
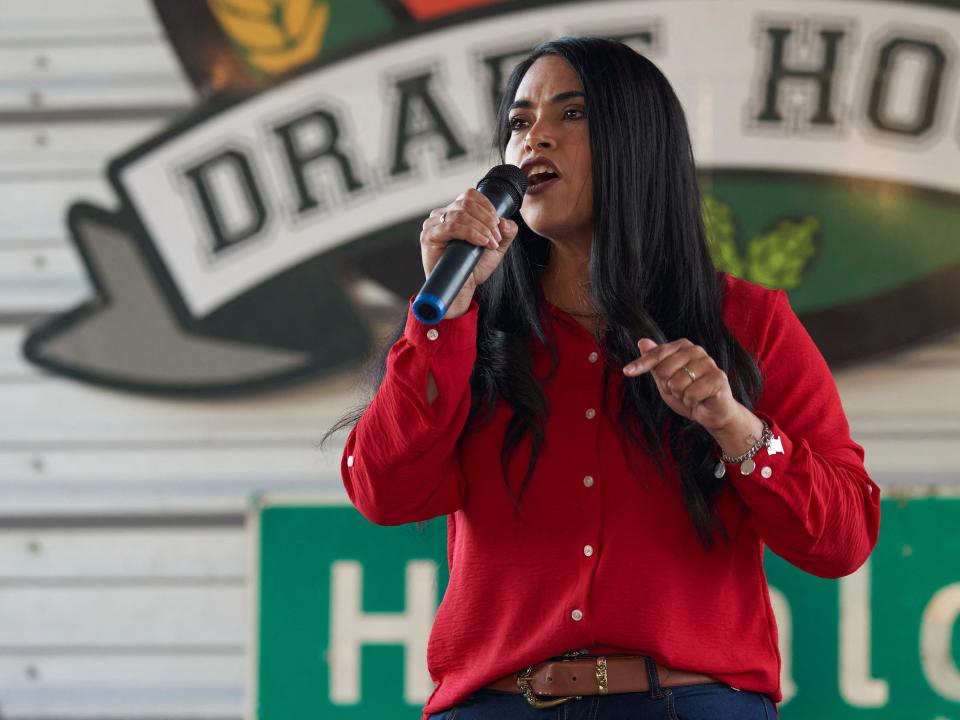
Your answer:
[331,37,880,719]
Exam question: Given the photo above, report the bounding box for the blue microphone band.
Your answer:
[412,292,446,325]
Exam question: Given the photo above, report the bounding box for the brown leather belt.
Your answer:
[485,654,718,709]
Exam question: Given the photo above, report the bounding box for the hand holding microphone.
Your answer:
[415,165,527,323]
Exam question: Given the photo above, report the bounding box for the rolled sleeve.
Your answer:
[341,296,479,525]
[727,291,881,578]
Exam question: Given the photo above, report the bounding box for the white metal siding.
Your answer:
[0,0,957,717]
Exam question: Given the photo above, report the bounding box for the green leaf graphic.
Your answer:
[746,217,819,290]
[701,194,819,291]
[702,194,744,278]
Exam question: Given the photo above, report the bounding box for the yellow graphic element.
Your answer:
[703,195,819,290]
[703,195,745,279]
[747,217,819,290]
[209,0,330,77]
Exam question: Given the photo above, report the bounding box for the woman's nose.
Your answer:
[525,129,554,151]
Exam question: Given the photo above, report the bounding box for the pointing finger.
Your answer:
[624,338,687,376]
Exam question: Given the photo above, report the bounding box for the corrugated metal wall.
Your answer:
[0,3,351,716]
[0,0,957,717]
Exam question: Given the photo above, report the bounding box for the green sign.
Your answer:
[248,493,960,718]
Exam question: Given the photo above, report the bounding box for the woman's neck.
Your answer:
[540,238,594,315]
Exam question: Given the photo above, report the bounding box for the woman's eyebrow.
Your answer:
[509,90,585,111]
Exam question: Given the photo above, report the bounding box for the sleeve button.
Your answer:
[760,466,772,479]
[347,455,355,468]
[426,328,439,341]
[571,609,583,621]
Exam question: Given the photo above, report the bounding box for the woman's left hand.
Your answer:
[623,338,747,435]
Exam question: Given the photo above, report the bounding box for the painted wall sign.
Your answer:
[22,0,960,395]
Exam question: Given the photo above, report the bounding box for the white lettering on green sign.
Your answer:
[328,560,438,704]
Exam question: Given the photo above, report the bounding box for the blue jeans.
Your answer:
[427,657,778,719]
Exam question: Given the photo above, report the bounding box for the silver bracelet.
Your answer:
[714,420,772,478]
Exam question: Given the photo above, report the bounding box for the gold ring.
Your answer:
[681,366,696,382]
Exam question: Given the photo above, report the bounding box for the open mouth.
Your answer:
[528,170,559,187]
[525,167,560,194]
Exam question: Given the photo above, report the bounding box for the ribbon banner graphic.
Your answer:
[23,0,960,394]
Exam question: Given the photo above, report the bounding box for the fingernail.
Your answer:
[488,238,499,249]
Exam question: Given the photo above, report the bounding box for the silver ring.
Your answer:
[681,366,696,382]
[440,210,447,224]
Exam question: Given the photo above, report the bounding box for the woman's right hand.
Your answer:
[420,188,520,318]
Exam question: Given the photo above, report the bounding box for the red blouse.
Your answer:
[340,274,881,718]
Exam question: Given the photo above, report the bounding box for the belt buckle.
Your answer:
[517,665,578,708]
[595,655,609,695]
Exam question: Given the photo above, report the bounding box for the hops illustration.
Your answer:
[702,194,744,278]
[209,0,330,77]
[746,217,819,290]
[701,195,819,291]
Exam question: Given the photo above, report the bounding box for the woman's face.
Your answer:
[504,54,593,245]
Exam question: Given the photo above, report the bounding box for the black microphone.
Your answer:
[412,165,527,324]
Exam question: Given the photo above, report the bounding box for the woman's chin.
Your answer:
[522,213,558,238]
[524,220,584,244]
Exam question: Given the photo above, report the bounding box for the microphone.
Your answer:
[412,164,527,324]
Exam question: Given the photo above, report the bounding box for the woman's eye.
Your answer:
[508,108,583,131]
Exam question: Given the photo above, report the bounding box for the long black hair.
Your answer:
[324,37,762,547]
